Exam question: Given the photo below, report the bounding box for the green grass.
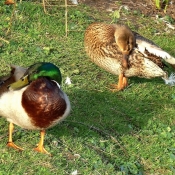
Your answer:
[0,1,175,174]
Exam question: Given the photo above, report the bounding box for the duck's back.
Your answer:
[85,23,116,44]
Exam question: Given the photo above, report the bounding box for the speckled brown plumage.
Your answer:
[144,49,165,69]
[84,22,174,90]
[85,23,135,69]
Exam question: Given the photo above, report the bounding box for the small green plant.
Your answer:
[155,0,169,13]
[110,6,123,23]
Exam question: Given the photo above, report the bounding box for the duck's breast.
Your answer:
[22,77,70,130]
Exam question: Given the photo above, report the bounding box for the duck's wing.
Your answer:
[133,31,175,65]
[8,63,42,90]
[0,74,11,84]
[0,65,27,93]
[0,65,26,86]
[10,65,27,81]
[126,49,175,86]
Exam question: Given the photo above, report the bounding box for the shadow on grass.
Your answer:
[43,85,172,172]
[0,78,173,174]
[49,83,170,138]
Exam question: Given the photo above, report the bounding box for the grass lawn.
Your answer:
[0,1,175,174]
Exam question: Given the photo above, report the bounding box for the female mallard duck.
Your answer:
[84,22,175,90]
[0,62,71,155]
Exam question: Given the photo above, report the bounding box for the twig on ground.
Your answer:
[6,1,16,35]
[0,37,10,44]
[42,0,48,14]
[86,143,118,158]
[6,2,16,35]
[57,137,74,153]
[64,120,128,156]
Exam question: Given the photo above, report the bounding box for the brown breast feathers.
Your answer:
[22,77,66,129]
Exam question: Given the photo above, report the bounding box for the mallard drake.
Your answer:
[84,22,175,90]
[0,62,71,155]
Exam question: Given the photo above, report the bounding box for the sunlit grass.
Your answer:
[0,1,175,174]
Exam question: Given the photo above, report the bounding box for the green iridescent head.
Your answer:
[9,62,62,90]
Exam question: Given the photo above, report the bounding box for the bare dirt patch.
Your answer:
[79,0,175,20]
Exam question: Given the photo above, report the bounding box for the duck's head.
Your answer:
[114,26,136,69]
[114,25,136,56]
[8,62,62,90]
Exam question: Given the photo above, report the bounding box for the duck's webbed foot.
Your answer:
[7,142,24,151]
[110,73,128,91]
[34,145,50,155]
[34,130,51,155]
[7,122,24,151]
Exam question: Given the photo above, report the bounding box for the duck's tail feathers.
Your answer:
[163,73,175,86]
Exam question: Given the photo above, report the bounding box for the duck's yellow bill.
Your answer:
[8,75,29,90]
